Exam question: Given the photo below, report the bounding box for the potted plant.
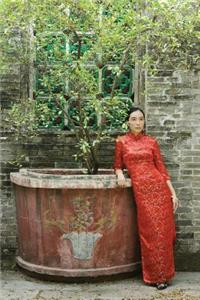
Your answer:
[2,0,198,173]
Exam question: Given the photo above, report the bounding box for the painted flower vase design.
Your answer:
[45,197,116,260]
[62,231,102,260]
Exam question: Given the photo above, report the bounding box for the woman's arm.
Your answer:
[153,139,179,212]
[153,139,171,181]
[114,137,126,187]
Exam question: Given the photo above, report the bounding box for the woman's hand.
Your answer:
[166,180,180,212]
[171,194,179,212]
[117,173,127,187]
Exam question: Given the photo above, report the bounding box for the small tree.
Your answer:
[1,0,199,173]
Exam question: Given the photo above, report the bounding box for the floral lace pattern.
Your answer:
[114,132,176,284]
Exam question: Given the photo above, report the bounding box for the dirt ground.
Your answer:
[1,271,200,300]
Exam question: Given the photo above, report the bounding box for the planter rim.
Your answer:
[10,168,132,189]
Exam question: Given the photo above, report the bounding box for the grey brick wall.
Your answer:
[1,64,19,268]
[1,63,200,270]
[146,69,200,269]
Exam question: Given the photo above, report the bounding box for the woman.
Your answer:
[114,107,179,290]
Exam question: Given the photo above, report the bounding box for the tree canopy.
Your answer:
[1,0,199,173]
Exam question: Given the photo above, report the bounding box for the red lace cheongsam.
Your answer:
[114,132,176,284]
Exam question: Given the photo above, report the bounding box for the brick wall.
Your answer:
[1,63,200,270]
[1,64,19,268]
[146,69,200,270]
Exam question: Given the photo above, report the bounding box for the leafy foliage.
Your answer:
[1,0,199,173]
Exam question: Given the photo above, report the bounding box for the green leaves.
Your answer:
[1,0,199,173]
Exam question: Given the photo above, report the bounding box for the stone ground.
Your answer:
[1,271,200,300]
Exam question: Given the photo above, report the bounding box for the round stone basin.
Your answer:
[10,168,140,280]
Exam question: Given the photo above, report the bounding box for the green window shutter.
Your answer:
[102,65,133,98]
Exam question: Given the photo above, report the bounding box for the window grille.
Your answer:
[35,9,134,130]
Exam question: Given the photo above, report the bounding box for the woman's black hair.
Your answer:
[126,107,145,121]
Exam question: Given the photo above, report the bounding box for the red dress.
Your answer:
[114,132,176,284]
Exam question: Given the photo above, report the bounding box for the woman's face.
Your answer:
[128,110,145,134]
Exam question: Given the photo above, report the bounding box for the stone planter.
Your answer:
[10,168,140,279]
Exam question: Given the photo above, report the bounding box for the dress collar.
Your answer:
[128,131,144,141]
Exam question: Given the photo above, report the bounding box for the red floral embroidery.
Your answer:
[114,132,176,284]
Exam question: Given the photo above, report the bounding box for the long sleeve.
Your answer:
[114,138,124,170]
[153,139,170,181]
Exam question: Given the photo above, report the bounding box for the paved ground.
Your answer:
[1,271,200,300]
